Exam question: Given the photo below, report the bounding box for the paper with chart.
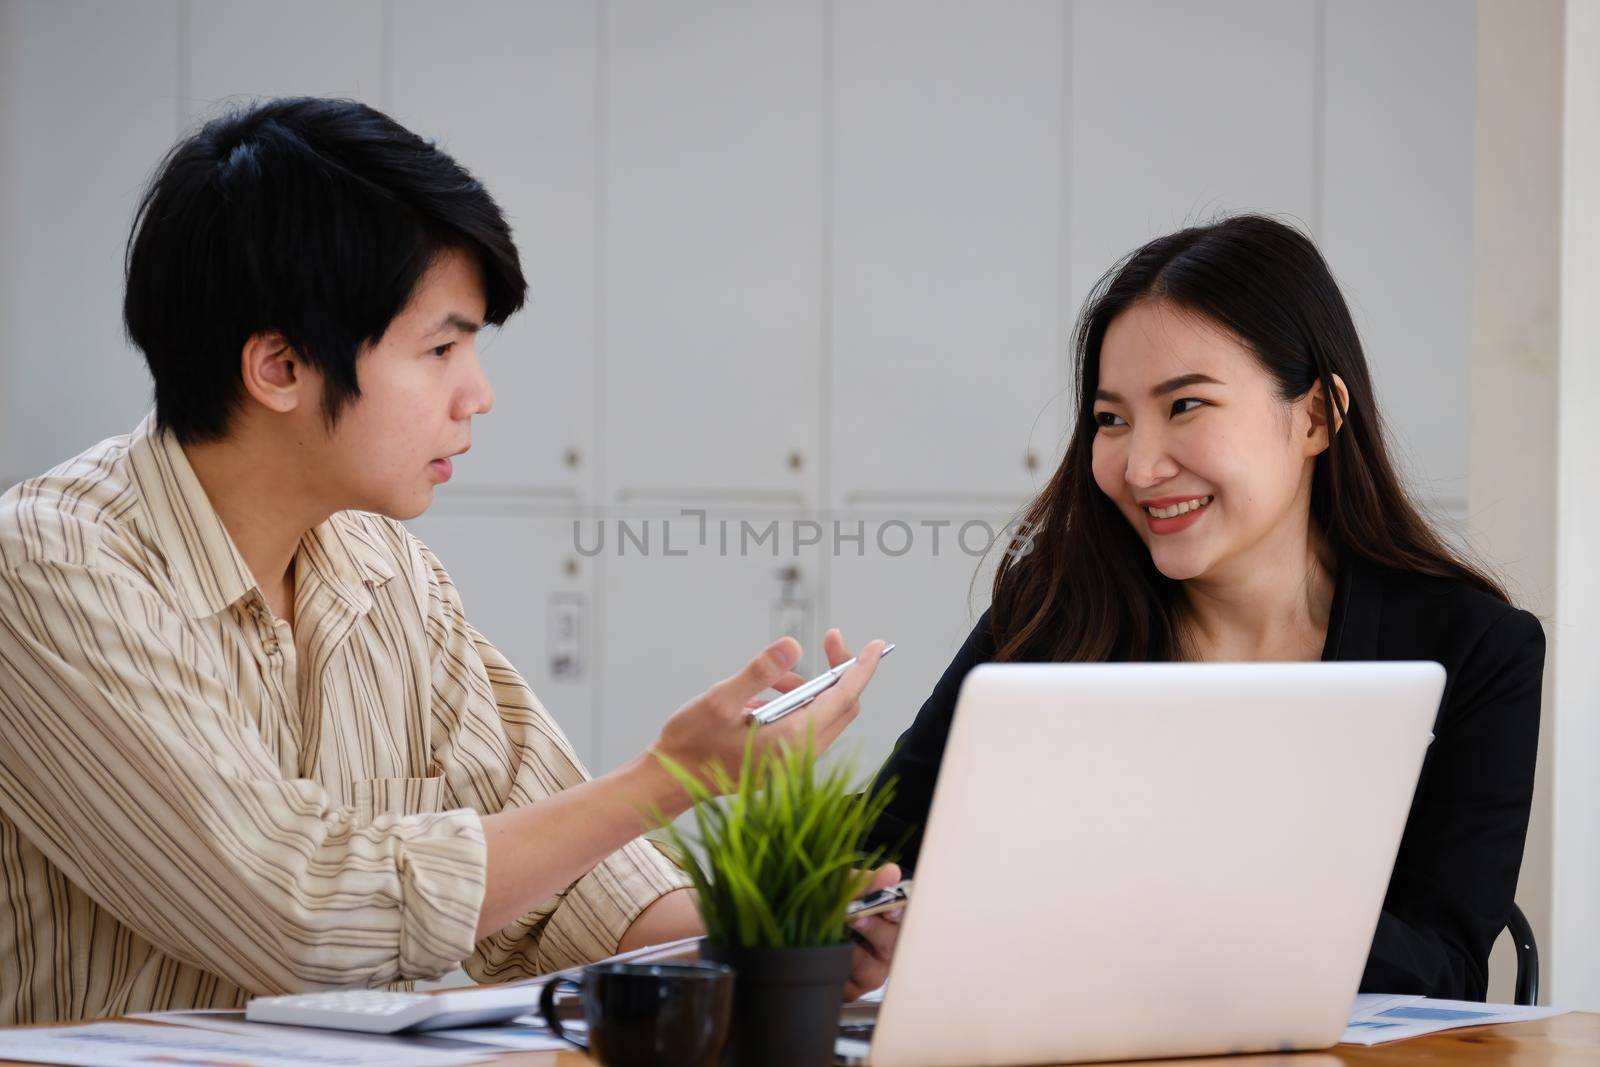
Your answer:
[0,1020,493,1066]
[134,1007,572,1054]
[1341,992,1565,1045]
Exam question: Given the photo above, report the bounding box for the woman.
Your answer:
[865,215,1543,1001]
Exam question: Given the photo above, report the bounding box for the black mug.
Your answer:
[538,960,735,1067]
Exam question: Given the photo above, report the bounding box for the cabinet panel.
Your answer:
[1323,0,1474,512]
[0,0,178,481]
[825,511,1011,774]
[830,0,1066,508]
[597,509,823,771]
[404,510,598,767]
[184,1,382,120]
[390,0,598,497]
[602,0,824,503]
[1069,0,1317,310]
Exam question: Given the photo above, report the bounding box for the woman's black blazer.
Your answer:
[863,555,1545,1001]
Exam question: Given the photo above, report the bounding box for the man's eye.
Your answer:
[430,343,454,359]
[1172,397,1205,416]
[1095,411,1126,429]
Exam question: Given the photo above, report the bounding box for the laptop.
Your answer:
[852,661,1444,1067]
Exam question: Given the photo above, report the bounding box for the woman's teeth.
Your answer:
[1145,495,1213,519]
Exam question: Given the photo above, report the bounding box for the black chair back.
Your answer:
[1506,902,1539,1006]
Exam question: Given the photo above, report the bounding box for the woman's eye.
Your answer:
[1172,397,1205,416]
[1095,411,1126,429]
[429,342,454,359]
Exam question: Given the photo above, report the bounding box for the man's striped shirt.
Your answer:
[0,413,685,1023]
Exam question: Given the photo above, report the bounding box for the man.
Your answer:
[0,97,894,1023]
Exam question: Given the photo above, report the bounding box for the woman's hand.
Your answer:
[651,629,886,797]
[844,863,904,1001]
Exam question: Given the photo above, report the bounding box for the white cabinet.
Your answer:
[1322,0,1475,521]
[830,0,1067,509]
[1068,0,1318,311]
[601,0,824,505]
[824,511,1010,773]
[597,509,823,771]
[403,509,599,766]
[183,1,383,119]
[390,0,600,498]
[0,0,178,481]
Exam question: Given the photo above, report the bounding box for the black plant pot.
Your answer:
[700,941,853,1067]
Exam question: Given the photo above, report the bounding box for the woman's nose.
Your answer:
[1124,428,1178,487]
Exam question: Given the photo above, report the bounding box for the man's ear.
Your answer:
[239,331,306,415]
[1304,373,1350,455]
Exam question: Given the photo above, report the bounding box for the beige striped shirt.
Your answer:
[0,413,687,1024]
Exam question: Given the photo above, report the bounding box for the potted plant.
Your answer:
[654,730,895,1067]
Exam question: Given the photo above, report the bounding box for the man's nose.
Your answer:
[460,350,494,418]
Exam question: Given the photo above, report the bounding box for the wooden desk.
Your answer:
[475,1012,1600,1065]
[2,1012,1594,1065]
[505,1017,1593,1062]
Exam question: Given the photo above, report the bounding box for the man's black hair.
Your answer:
[124,96,527,443]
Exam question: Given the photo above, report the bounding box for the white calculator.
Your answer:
[245,985,540,1033]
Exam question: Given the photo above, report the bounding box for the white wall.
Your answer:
[0,0,179,479]
[3,0,1567,1000]
[1554,0,1600,1010]
[1468,0,1575,1007]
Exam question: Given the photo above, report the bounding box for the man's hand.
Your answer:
[739,628,861,713]
[844,863,904,1001]
[652,629,885,802]
[479,631,883,941]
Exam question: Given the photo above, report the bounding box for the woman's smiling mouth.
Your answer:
[1139,494,1213,533]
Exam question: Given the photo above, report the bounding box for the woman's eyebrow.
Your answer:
[1151,372,1224,395]
[1095,373,1225,403]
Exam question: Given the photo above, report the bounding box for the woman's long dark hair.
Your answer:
[990,214,1506,664]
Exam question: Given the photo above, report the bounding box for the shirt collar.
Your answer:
[127,412,393,619]
[298,512,396,616]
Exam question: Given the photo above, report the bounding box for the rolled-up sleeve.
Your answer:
[410,542,688,984]
[0,559,489,994]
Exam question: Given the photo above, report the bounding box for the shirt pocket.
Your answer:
[350,773,447,821]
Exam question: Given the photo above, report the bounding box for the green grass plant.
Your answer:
[653,729,895,949]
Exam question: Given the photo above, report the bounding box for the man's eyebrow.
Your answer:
[1094,373,1225,403]
[427,312,484,337]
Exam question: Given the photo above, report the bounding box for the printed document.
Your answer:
[1342,992,1564,1045]
[0,1020,492,1066]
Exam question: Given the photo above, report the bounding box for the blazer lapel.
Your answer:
[1323,553,1384,662]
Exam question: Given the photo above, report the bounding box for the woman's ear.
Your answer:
[1304,373,1350,455]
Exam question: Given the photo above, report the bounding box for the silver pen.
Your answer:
[749,643,895,726]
